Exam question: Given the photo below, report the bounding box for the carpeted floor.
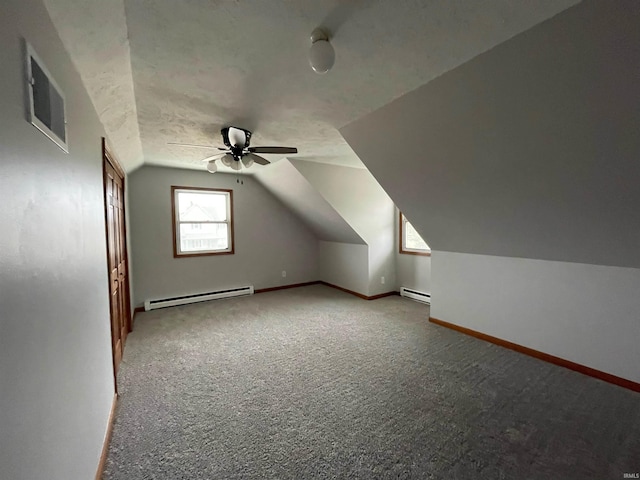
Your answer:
[103,284,640,479]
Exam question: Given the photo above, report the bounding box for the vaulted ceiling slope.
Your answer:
[255,159,365,244]
[289,160,395,250]
[43,0,578,173]
[341,0,640,269]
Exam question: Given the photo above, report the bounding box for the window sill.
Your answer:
[174,250,235,258]
[399,250,431,257]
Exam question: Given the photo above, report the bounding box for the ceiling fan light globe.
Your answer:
[220,153,234,167]
[230,160,242,171]
[309,39,335,74]
[206,160,218,173]
[241,156,254,168]
[228,127,247,148]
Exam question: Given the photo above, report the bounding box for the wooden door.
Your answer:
[103,139,131,377]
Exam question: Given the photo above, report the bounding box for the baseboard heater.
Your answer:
[144,285,254,311]
[399,287,431,305]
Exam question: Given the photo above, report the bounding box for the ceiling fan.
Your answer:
[169,126,298,173]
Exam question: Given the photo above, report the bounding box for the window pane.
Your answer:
[49,84,66,141]
[177,191,227,222]
[405,221,430,251]
[179,223,229,252]
[31,58,52,128]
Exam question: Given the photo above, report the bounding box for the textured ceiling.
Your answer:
[43,0,144,171]
[44,0,580,173]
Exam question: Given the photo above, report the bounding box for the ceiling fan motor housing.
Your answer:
[222,126,252,161]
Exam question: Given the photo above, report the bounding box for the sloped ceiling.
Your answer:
[255,159,364,244]
[43,0,579,173]
[289,159,395,247]
[341,1,640,268]
[43,0,144,171]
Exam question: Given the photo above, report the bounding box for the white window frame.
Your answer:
[172,186,234,257]
[25,42,69,153]
[399,212,430,256]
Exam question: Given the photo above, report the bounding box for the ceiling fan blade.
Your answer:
[248,146,298,154]
[244,153,270,166]
[168,142,226,150]
[201,153,226,162]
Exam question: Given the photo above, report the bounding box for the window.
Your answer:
[171,186,234,257]
[399,212,430,256]
[25,42,68,153]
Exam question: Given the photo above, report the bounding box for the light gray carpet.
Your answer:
[104,285,640,479]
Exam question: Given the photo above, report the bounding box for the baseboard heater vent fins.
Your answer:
[144,285,254,311]
[399,287,431,305]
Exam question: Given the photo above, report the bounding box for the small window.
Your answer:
[172,186,234,257]
[400,212,430,256]
[25,42,68,153]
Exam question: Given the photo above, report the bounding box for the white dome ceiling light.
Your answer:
[206,160,218,173]
[241,156,254,168]
[220,153,234,167]
[308,28,335,74]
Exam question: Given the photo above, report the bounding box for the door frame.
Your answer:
[102,137,132,390]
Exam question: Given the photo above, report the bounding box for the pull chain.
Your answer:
[232,157,245,184]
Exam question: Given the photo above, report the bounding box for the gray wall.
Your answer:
[318,241,370,295]
[341,0,640,268]
[128,166,319,306]
[396,253,431,294]
[291,161,396,296]
[0,0,115,478]
[340,0,640,382]
[396,211,431,294]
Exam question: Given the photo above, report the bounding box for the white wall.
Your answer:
[318,241,369,295]
[431,251,640,383]
[0,0,115,478]
[128,166,319,306]
[291,160,396,296]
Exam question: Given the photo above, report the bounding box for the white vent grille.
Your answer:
[144,285,254,311]
[400,287,431,305]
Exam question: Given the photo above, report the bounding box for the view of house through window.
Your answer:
[172,187,234,256]
[400,212,430,255]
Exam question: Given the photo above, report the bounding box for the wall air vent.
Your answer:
[144,285,254,311]
[25,41,68,153]
[400,287,431,305]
